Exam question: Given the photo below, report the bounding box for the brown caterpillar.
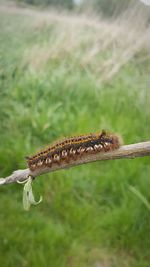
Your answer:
[26,130,121,171]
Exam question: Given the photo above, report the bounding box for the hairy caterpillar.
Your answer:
[26,130,121,171]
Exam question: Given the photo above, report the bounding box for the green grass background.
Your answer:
[0,3,150,267]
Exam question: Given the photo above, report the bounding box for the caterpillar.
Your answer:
[26,130,121,172]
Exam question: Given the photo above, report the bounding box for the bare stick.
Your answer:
[0,141,150,186]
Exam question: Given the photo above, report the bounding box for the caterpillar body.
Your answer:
[26,130,121,171]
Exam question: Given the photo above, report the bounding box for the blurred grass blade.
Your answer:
[129,185,150,211]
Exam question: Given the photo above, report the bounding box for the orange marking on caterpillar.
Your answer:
[26,130,122,171]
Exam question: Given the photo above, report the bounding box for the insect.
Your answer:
[26,130,121,171]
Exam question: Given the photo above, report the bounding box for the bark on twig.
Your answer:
[0,141,150,186]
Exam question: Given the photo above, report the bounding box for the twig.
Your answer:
[0,141,150,186]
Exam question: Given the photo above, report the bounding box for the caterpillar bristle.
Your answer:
[26,130,122,171]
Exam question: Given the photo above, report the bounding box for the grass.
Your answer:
[0,1,150,267]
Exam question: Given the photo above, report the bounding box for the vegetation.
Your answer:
[15,0,139,16]
[16,0,74,9]
[0,1,150,267]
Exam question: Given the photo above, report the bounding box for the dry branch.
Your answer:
[0,141,150,186]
